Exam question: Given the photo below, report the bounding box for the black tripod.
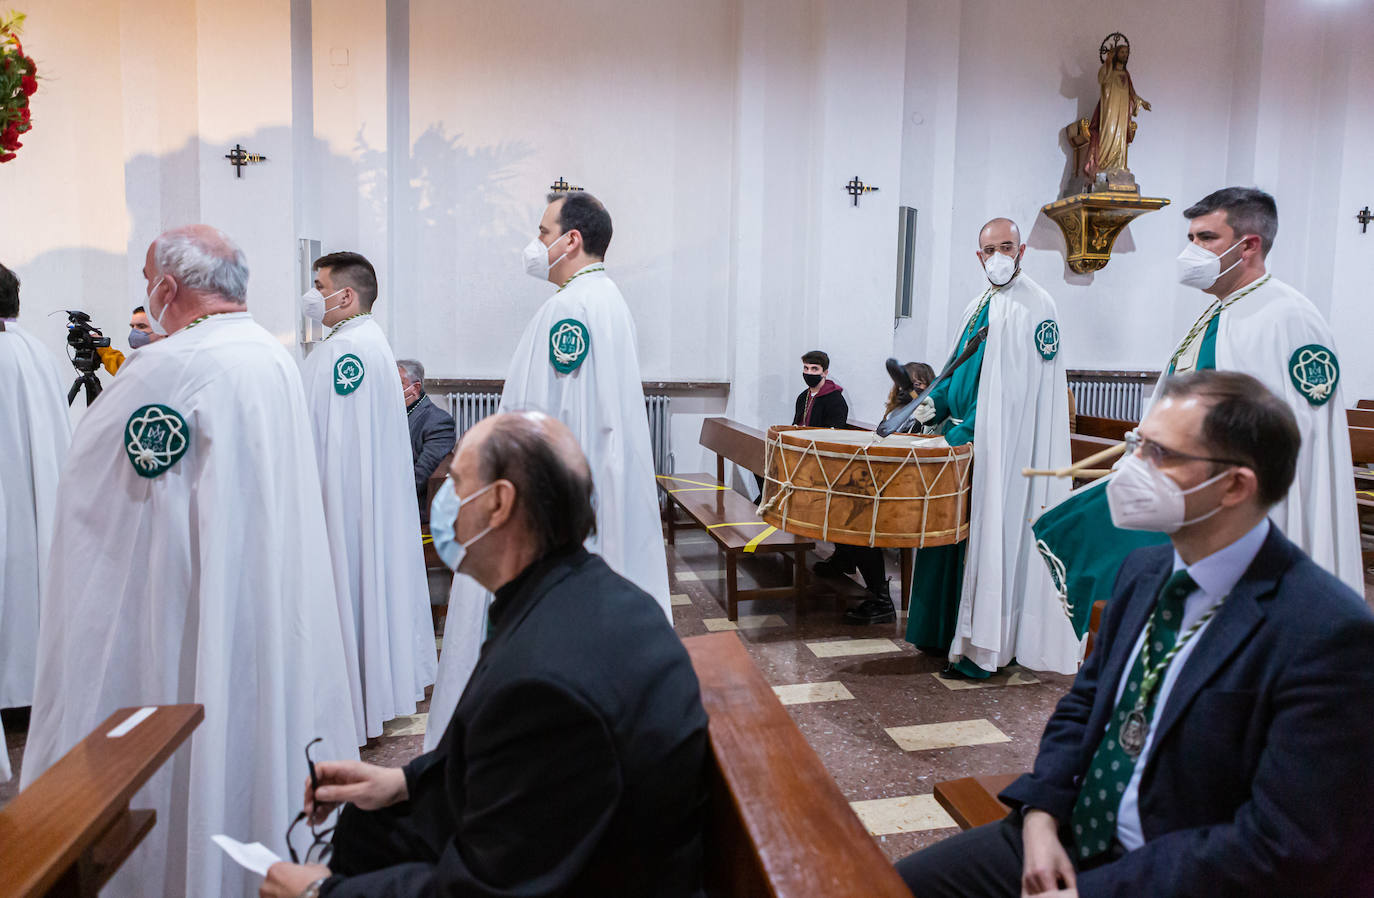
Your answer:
[67,350,103,406]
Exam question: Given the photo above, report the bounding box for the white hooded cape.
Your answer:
[20,312,359,897]
[300,315,437,742]
[1148,276,1363,594]
[949,274,1079,675]
[425,265,670,751]
[0,321,71,726]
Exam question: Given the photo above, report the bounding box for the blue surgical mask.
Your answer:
[129,328,152,349]
[429,479,497,571]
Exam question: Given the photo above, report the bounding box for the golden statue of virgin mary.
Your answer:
[1081,33,1151,189]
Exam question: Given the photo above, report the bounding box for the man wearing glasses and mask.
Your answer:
[261,411,708,898]
[896,370,1374,897]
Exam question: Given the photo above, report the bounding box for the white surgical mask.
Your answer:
[300,287,346,323]
[1176,239,1244,290]
[1106,453,1232,533]
[146,276,170,335]
[983,251,1018,287]
[522,234,569,281]
[428,479,497,571]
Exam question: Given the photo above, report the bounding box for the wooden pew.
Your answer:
[0,704,203,897]
[1349,408,1374,431]
[1357,399,1374,411]
[684,633,911,898]
[660,419,814,620]
[1073,414,1132,442]
[933,600,1106,831]
[421,450,455,571]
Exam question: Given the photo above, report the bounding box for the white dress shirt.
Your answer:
[1112,517,1271,850]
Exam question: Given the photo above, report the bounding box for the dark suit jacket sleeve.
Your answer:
[413,409,456,494]
[322,677,622,898]
[1077,608,1374,897]
[999,554,1143,821]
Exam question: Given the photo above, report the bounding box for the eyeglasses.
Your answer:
[1124,430,1244,469]
[285,737,335,865]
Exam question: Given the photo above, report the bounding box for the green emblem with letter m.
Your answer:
[1288,344,1339,406]
[1035,319,1060,361]
[549,318,590,374]
[124,404,190,478]
[334,353,365,396]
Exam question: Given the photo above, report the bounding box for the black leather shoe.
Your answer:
[844,597,896,625]
[813,557,856,578]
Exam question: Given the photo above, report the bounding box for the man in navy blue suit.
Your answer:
[896,369,1374,897]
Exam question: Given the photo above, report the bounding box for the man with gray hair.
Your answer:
[20,225,360,897]
[397,357,456,523]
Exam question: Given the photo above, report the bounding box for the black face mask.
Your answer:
[803,372,823,388]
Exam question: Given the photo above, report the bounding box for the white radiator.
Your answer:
[437,391,673,475]
[1067,371,1159,422]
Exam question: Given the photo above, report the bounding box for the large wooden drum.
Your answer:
[759,426,972,548]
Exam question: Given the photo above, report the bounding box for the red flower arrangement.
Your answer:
[0,12,36,164]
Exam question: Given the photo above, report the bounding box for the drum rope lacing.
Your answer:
[757,432,972,548]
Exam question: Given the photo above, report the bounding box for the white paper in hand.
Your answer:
[211,834,281,877]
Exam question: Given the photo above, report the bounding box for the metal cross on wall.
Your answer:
[846,176,879,207]
[1358,206,1372,234]
[549,177,582,193]
[224,144,268,178]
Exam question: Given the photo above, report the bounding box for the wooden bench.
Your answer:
[660,418,815,620]
[0,704,203,897]
[422,450,455,571]
[684,632,911,897]
[933,600,1106,831]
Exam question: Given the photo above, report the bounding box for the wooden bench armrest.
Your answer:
[0,704,204,897]
[933,774,1022,830]
[684,633,910,897]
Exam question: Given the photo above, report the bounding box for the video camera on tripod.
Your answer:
[63,309,110,406]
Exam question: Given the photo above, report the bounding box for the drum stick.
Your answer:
[876,326,990,438]
[1022,440,1125,479]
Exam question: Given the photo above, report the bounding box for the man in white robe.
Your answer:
[0,264,72,783]
[299,251,437,743]
[426,191,670,750]
[20,226,359,897]
[1149,187,1362,593]
[0,265,71,731]
[905,218,1078,678]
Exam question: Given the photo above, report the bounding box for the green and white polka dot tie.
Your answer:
[1070,569,1194,862]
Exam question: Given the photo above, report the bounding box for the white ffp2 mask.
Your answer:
[983,252,1017,287]
[522,234,569,281]
[1176,239,1244,290]
[1106,453,1232,533]
[300,287,346,323]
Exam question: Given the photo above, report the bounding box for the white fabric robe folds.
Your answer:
[300,315,437,742]
[0,322,70,729]
[21,313,359,897]
[950,275,1079,675]
[425,266,670,751]
[1148,276,1363,593]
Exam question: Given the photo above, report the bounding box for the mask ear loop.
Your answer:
[1176,465,1238,527]
[1214,238,1248,282]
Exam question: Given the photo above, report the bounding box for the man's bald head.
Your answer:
[464,411,595,557]
[979,218,1021,250]
[146,225,250,304]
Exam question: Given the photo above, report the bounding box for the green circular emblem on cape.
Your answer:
[124,404,190,478]
[334,353,365,395]
[549,318,590,374]
[1035,319,1060,360]
[1288,344,1339,406]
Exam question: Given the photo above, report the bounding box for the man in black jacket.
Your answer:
[261,411,708,898]
[895,370,1374,897]
[397,358,455,523]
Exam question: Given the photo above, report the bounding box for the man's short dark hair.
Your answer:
[546,191,613,259]
[1160,370,1300,506]
[479,415,596,557]
[0,263,19,318]
[801,350,830,370]
[132,305,146,315]
[1183,187,1279,257]
[313,251,379,310]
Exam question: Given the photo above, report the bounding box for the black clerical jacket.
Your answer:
[321,548,709,897]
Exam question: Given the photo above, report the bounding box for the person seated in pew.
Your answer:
[261,411,709,898]
[884,361,935,418]
[396,357,455,523]
[895,370,1374,898]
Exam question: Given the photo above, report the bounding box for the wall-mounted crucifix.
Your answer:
[549,176,583,193]
[225,144,268,178]
[1357,206,1372,234]
[845,176,879,207]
